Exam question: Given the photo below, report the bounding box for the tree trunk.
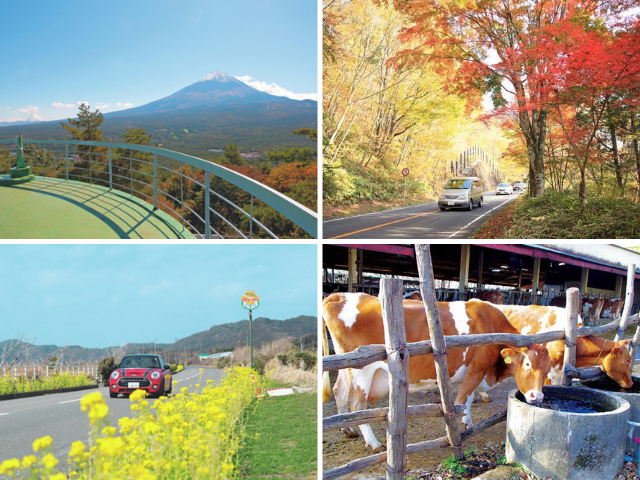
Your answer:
[610,123,623,189]
[579,167,587,219]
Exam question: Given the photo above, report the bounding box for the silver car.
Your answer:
[438,177,484,211]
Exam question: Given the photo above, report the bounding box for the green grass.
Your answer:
[238,392,317,479]
[442,454,467,475]
[474,190,640,239]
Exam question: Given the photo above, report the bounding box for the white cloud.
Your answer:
[116,102,133,108]
[76,101,90,108]
[234,75,317,101]
[95,103,111,110]
[52,102,75,109]
[16,105,43,121]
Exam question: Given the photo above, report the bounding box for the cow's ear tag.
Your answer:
[504,356,512,364]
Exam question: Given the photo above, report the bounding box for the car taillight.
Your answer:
[150,371,161,380]
[111,370,120,379]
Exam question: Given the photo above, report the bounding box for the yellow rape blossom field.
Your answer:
[0,367,259,480]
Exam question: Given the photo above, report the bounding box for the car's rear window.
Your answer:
[120,356,161,369]
[444,179,471,189]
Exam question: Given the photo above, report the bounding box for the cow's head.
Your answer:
[601,339,633,389]
[501,344,551,404]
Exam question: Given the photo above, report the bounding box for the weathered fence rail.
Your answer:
[322,247,640,480]
[0,365,99,380]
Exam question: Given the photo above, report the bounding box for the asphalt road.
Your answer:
[323,191,521,239]
[0,366,223,466]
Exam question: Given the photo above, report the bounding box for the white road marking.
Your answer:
[0,413,9,416]
[448,194,519,238]
[324,203,434,223]
[58,398,82,404]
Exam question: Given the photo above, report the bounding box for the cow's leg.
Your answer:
[454,368,486,430]
[349,362,389,451]
[478,391,491,403]
[333,369,359,438]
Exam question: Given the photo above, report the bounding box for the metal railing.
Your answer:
[0,364,99,380]
[0,139,317,238]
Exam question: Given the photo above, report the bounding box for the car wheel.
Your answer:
[467,200,473,211]
[110,390,117,398]
[157,378,165,398]
[478,197,483,208]
[166,380,172,395]
[440,207,446,211]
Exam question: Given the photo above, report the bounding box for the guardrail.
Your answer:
[0,365,99,380]
[0,138,317,238]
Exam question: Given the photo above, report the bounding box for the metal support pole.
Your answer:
[89,146,92,184]
[181,162,184,228]
[249,309,254,370]
[205,172,211,239]
[108,147,112,190]
[153,153,158,210]
[250,195,254,239]
[65,144,69,181]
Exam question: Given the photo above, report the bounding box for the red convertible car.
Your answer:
[109,354,172,398]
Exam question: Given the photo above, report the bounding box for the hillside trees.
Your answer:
[60,104,108,183]
[323,0,509,208]
[391,0,636,198]
[535,19,640,215]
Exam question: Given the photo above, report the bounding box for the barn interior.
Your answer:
[323,244,640,311]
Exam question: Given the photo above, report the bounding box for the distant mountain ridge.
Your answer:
[0,315,317,364]
[0,71,317,155]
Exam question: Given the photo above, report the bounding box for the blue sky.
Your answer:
[0,1,317,123]
[0,244,318,348]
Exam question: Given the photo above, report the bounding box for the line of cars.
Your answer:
[438,177,527,211]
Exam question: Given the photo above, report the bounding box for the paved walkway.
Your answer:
[0,178,194,239]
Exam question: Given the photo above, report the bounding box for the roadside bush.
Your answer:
[97,357,115,382]
[277,351,317,371]
[0,373,94,395]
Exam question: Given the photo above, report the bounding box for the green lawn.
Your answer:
[238,392,317,479]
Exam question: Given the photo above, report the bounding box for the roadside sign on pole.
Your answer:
[402,168,409,177]
[241,291,259,371]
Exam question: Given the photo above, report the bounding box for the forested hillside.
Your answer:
[324,0,640,233]
[322,0,518,219]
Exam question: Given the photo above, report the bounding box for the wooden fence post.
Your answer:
[562,287,580,386]
[415,244,463,459]
[616,263,636,343]
[379,278,409,480]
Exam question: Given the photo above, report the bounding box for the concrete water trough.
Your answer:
[506,386,629,480]
[580,375,640,455]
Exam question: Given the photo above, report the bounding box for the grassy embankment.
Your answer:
[474,190,640,239]
[238,391,317,480]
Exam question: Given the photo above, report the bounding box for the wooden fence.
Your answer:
[322,246,640,480]
[0,365,99,380]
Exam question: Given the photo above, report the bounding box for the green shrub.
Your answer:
[277,351,317,371]
[98,357,116,382]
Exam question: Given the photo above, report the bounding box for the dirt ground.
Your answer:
[323,378,517,479]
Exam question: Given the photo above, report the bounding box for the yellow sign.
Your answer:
[241,291,260,310]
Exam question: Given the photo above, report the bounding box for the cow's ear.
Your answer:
[621,339,632,348]
[611,346,623,356]
[500,348,521,365]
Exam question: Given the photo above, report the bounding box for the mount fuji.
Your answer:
[0,72,317,154]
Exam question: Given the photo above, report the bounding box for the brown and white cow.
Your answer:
[493,302,632,388]
[582,297,605,325]
[601,298,624,322]
[323,293,552,450]
[476,290,504,304]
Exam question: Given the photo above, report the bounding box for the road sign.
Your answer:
[402,168,409,177]
[241,291,260,310]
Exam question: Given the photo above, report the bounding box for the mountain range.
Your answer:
[0,72,317,155]
[0,315,317,364]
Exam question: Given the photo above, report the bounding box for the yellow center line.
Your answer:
[328,210,440,239]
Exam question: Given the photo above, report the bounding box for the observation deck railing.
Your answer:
[0,139,317,239]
